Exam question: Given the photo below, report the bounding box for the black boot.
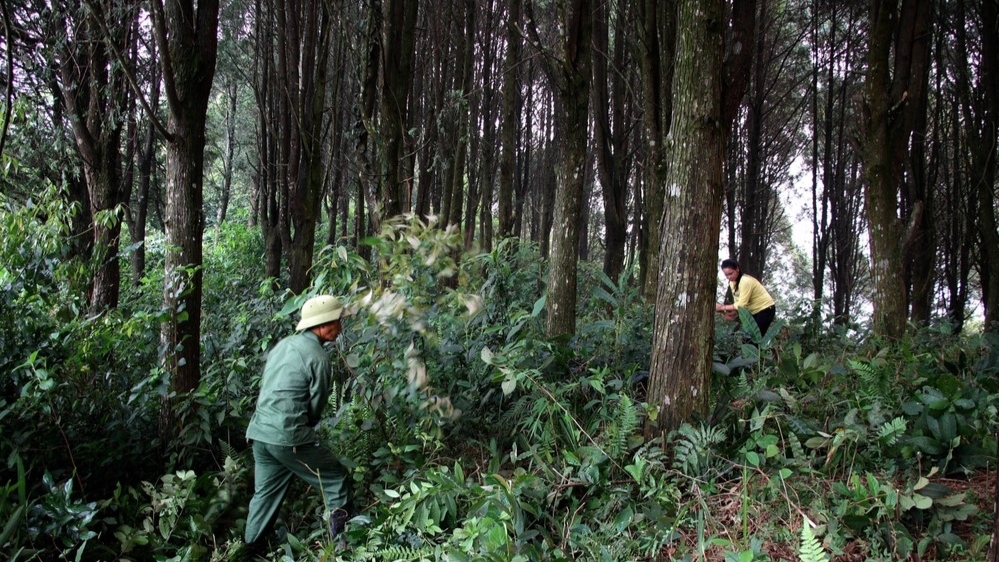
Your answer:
[234,540,267,561]
[329,507,349,538]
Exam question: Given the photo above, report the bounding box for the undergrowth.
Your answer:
[1,193,996,561]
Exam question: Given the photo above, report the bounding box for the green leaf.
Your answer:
[593,286,617,307]
[531,295,546,317]
[501,378,517,395]
[345,353,360,369]
[804,436,829,449]
[613,506,634,532]
[803,352,818,370]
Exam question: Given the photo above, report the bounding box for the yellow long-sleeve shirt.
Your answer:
[730,274,775,314]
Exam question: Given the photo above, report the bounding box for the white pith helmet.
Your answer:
[296,295,350,331]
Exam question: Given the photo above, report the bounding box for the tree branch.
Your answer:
[82,0,173,142]
[0,0,14,158]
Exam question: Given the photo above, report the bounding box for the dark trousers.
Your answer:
[244,440,350,545]
[753,305,776,336]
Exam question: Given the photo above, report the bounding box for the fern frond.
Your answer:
[735,371,752,398]
[877,416,907,446]
[799,518,829,562]
[602,394,639,461]
[787,432,808,468]
[218,439,241,461]
[373,543,437,561]
[672,423,726,480]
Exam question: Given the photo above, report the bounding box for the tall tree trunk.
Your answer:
[647,0,725,434]
[899,0,934,325]
[827,3,864,326]
[151,0,220,439]
[497,0,522,239]
[378,0,419,220]
[476,0,499,253]
[270,0,334,293]
[56,0,137,312]
[860,0,932,339]
[591,0,632,285]
[635,0,676,299]
[450,1,475,232]
[254,0,282,283]
[354,0,380,256]
[529,0,593,339]
[217,80,237,225]
[127,47,160,287]
[809,0,830,329]
[956,0,999,328]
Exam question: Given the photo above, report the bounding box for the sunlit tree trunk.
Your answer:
[647,0,725,434]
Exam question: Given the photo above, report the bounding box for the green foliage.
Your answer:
[27,473,99,553]
[671,423,728,484]
[112,456,247,561]
[4,198,997,562]
[798,518,829,562]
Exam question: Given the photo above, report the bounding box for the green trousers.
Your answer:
[244,440,351,545]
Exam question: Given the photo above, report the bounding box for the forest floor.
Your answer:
[659,468,996,561]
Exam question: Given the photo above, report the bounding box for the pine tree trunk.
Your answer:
[497,0,522,239]
[152,0,219,418]
[861,0,932,339]
[378,0,419,220]
[647,0,725,434]
[542,0,592,339]
[592,0,631,285]
[635,0,676,300]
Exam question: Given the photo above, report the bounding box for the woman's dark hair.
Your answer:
[720,258,740,270]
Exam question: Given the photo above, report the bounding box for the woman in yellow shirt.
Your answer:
[715,258,776,334]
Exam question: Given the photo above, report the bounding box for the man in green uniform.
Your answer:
[242,295,353,554]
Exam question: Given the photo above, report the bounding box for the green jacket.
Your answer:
[246,331,332,446]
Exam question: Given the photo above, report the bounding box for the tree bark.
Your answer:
[528,0,593,339]
[217,80,237,225]
[860,0,932,339]
[271,0,333,293]
[497,0,522,239]
[647,0,725,434]
[151,0,220,420]
[955,0,999,329]
[56,0,138,312]
[378,0,419,220]
[591,0,632,285]
[635,0,676,300]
